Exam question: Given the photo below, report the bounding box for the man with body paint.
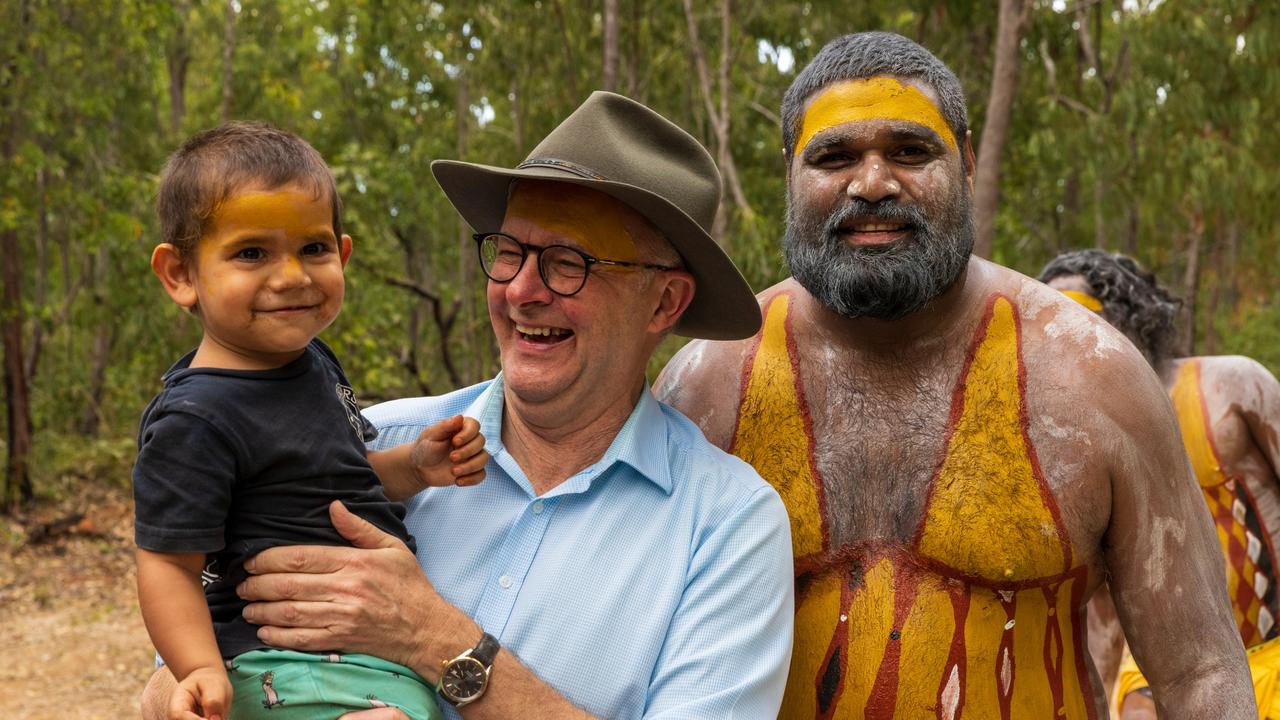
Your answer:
[1042,249,1280,719]
[145,92,794,720]
[655,32,1253,719]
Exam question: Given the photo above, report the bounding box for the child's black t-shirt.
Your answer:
[133,338,415,658]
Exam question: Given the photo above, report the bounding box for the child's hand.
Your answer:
[170,665,232,720]
[409,415,489,488]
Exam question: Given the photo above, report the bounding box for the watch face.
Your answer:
[442,657,489,701]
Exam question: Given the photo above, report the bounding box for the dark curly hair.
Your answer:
[1038,249,1183,367]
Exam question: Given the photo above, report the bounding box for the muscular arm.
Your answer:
[1100,358,1255,717]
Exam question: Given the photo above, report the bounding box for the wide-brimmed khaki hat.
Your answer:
[431,91,761,340]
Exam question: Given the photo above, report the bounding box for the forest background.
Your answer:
[0,0,1277,513]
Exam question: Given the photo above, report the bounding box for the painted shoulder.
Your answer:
[656,279,801,446]
[1195,354,1279,386]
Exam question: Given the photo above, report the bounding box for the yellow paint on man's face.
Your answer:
[795,77,958,157]
[506,183,637,262]
[1060,290,1103,313]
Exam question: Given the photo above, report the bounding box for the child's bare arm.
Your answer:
[136,548,231,720]
[369,415,489,501]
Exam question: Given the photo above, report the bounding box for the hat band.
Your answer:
[517,158,608,181]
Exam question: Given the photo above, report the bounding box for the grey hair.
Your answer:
[781,32,970,170]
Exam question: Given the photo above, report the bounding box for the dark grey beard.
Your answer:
[783,188,975,320]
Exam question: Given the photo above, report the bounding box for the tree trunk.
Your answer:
[1204,223,1223,355]
[78,245,114,437]
[1092,170,1106,248]
[167,0,190,137]
[26,167,48,384]
[973,0,1030,259]
[1,222,33,510]
[602,0,619,92]
[549,0,580,102]
[1,0,34,511]
[455,64,479,382]
[221,0,235,123]
[510,78,524,154]
[681,0,752,247]
[1181,210,1204,356]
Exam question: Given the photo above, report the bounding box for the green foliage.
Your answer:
[1,0,1276,503]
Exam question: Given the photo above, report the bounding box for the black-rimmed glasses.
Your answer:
[474,232,678,297]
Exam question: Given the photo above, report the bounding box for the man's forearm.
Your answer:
[1151,662,1255,719]
[405,601,595,720]
[456,650,596,720]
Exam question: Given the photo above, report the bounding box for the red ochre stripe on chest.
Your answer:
[914,294,1076,581]
[730,292,828,564]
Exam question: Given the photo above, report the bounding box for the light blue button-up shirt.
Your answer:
[364,376,794,719]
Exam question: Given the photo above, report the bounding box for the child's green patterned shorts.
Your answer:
[227,648,442,720]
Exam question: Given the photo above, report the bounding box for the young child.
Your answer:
[134,122,486,720]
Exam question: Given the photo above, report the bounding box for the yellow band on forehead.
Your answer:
[213,189,327,235]
[795,77,958,156]
[1060,290,1103,312]
[506,182,637,262]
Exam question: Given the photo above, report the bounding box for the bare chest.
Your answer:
[731,292,1092,584]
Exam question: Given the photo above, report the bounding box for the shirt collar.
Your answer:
[462,375,673,497]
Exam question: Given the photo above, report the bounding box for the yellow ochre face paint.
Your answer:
[209,188,335,240]
[795,77,958,157]
[1060,290,1103,312]
[506,182,638,262]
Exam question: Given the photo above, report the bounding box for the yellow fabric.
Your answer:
[738,293,1096,719]
[1060,290,1103,312]
[1115,636,1280,718]
[795,77,958,156]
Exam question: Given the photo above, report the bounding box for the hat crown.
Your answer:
[520,92,721,234]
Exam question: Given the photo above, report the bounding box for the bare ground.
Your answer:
[0,483,154,719]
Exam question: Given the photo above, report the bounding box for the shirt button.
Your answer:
[532,501,545,515]
[498,575,513,589]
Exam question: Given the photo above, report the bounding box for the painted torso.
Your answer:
[1168,358,1280,647]
[729,285,1103,719]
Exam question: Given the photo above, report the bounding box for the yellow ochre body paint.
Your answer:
[1171,360,1279,646]
[1060,290,1103,313]
[733,293,1096,719]
[795,77,958,157]
[506,182,638,262]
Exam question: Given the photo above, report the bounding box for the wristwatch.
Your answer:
[437,632,500,707]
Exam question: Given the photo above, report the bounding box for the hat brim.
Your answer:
[431,159,761,341]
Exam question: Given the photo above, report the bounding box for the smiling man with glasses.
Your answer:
[219,91,794,720]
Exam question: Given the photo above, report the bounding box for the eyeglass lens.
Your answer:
[478,234,590,296]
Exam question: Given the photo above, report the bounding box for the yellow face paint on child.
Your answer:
[795,77,958,157]
[1060,290,1103,312]
[209,188,335,241]
[506,182,638,262]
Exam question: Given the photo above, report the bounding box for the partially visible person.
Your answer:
[657,31,1254,719]
[1042,249,1280,719]
[136,122,488,720]
[142,92,793,720]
